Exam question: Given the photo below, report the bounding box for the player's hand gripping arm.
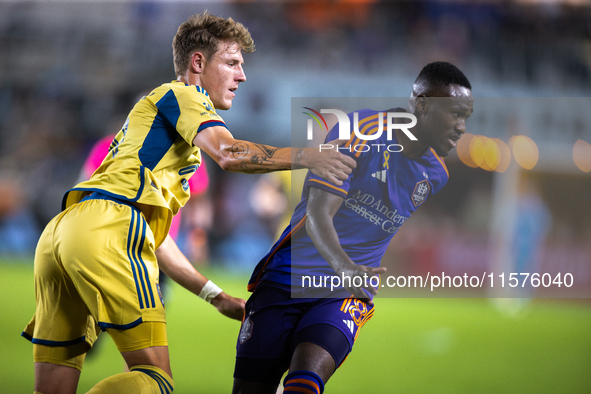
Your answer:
[305,187,387,304]
[193,126,356,186]
[155,234,245,320]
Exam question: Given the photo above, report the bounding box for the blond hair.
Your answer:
[172,11,255,76]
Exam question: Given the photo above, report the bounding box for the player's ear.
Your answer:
[190,51,206,74]
[415,95,429,115]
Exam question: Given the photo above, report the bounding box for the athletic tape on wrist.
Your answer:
[199,280,223,303]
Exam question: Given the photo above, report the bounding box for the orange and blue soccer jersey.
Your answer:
[63,81,224,248]
[237,107,451,385]
[247,108,450,291]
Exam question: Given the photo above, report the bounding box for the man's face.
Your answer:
[200,42,246,110]
[422,85,473,157]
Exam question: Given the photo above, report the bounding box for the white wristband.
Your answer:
[198,280,223,304]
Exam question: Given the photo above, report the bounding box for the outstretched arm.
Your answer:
[305,187,386,303]
[193,126,356,186]
[155,234,245,320]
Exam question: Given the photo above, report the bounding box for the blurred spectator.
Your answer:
[512,179,551,278]
[249,171,291,239]
[0,175,39,256]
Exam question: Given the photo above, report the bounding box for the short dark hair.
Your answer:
[414,61,471,94]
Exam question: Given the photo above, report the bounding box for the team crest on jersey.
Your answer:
[412,179,430,207]
[239,316,253,344]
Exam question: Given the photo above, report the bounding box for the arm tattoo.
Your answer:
[239,162,255,174]
[233,142,278,172]
[239,162,268,174]
[231,142,249,159]
[294,148,304,168]
[250,154,274,165]
[248,144,277,165]
[253,143,278,159]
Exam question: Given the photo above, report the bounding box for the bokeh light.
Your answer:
[573,139,591,172]
[470,135,487,168]
[511,135,539,170]
[492,138,512,173]
[457,133,478,168]
[458,135,512,172]
[484,138,500,171]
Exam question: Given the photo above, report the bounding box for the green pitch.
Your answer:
[2,261,590,393]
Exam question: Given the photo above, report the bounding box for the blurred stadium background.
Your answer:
[0,0,590,393]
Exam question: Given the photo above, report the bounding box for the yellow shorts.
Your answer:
[22,196,167,366]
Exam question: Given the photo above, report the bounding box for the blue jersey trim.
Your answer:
[178,165,198,176]
[137,166,147,201]
[81,192,140,212]
[62,166,147,210]
[194,85,209,97]
[131,211,150,308]
[98,317,143,331]
[137,217,156,308]
[134,368,173,393]
[139,90,180,171]
[128,210,145,309]
[197,120,227,133]
[155,89,181,127]
[138,114,177,171]
[21,331,87,347]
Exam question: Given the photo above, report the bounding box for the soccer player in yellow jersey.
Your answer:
[22,12,355,394]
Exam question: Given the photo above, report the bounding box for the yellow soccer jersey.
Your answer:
[63,81,225,248]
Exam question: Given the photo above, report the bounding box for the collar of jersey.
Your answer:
[171,80,210,95]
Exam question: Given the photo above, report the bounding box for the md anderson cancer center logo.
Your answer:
[345,189,409,234]
[303,107,418,153]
